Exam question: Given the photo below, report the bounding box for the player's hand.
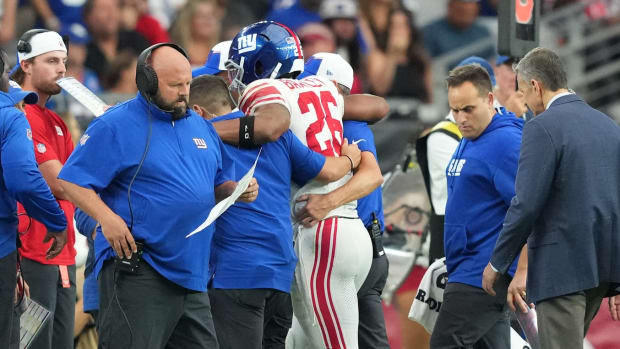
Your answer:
[507,266,532,313]
[43,228,67,260]
[100,213,136,259]
[610,295,620,321]
[482,262,500,296]
[340,138,361,170]
[237,178,259,203]
[295,193,336,227]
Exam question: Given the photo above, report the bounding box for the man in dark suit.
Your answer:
[482,47,620,349]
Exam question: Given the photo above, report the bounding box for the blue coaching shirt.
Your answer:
[0,91,66,258]
[211,111,325,293]
[343,121,384,231]
[59,93,234,291]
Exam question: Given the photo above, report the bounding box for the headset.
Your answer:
[0,49,4,76]
[135,42,188,102]
[16,29,51,54]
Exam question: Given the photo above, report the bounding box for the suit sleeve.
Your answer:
[2,111,67,232]
[490,121,557,273]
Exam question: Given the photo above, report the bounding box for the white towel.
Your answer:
[408,257,447,333]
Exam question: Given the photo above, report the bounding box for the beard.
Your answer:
[39,81,62,96]
[153,93,188,120]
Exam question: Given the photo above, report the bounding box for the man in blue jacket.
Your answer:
[0,49,67,349]
[188,74,361,348]
[429,64,524,349]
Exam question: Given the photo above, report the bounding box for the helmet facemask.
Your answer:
[225,57,246,107]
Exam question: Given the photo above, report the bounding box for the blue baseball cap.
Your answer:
[8,80,38,104]
[495,55,513,66]
[192,41,232,77]
[457,56,496,87]
[60,23,90,45]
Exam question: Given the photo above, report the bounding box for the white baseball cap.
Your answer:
[17,30,67,63]
[298,52,354,91]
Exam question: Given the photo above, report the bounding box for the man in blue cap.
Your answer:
[192,41,232,79]
[0,49,67,349]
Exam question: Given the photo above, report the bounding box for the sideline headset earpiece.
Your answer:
[17,29,51,54]
[135,43,188,101]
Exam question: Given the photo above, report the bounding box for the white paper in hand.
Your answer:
[186,149,262,238]
[57,77,107,117]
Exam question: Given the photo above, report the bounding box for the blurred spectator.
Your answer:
[61,23,102,130]
[100,51,138,105]
[265,0,321,30]
[0,0,18,44]
[493,56,529,118]
[422,0,495,66]
[83,0,149,80]
[359,0,397,41]
[120,0,170,45]
[479,0,498,16]
[320,0,369,94]
[169,0,223,67]
[367,8,432,101]
[148,0,187,29]
[220,3,258,40]
[30,0,86,31]
[296,23,336,60]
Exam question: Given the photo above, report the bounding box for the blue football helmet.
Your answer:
[226,21,305,98]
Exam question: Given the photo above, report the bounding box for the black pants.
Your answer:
[20,257,76,349]
[210,288,293,349]
[98,259,218,349]
[430,275,511,349]
[356,253,390,349]
[0,251,17,349]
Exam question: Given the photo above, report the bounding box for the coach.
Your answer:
[483,47,620,349]
[58,43,256,349]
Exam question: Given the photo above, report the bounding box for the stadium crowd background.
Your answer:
[1,0,620,348]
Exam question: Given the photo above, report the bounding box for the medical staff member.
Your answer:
[0,49,67,349]
[58,43,257,349]
[189,74,361,348]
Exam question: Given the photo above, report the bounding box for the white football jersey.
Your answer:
[239,75,357,218]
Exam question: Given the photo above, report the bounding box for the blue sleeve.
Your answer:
[492,138,520,206]
[74,208,97,239]
[58,117,126,192]
[343,121,376,154]
[1,110,67,232]
[287,131,326,187]
[214,133,235,186]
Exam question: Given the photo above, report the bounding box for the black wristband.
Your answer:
[344,155,354,171]
[239,114,256,148]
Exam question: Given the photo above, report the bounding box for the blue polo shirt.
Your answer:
[210,111,325,292]
[343,121,384,231]
[59,93,234,291]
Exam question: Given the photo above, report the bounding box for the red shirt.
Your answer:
[18,104,76,265]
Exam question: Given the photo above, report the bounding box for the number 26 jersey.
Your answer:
[239,75,358,218]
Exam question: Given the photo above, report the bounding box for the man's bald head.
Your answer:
[147,46,192,119]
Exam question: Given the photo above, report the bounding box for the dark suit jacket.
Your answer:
[490,94,620,302]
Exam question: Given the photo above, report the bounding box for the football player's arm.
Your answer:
[343,94,390,124]
[213,103,290,145]
[296,151,383,226]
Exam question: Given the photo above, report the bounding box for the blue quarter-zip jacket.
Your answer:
[444,110,523,288]
[0,91,67,258]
